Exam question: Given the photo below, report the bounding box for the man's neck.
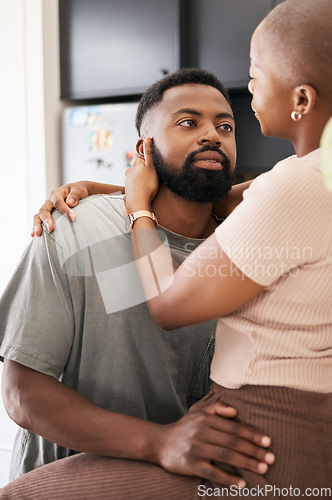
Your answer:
[151,185,218,239]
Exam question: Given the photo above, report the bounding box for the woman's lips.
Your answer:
[251,103,258,119]
[192,151,224,170]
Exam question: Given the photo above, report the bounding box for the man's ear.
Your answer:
[292,84,317,117]
[136,138,145,159]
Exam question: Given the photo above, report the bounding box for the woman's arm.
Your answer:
[130,222,263,330]
[31,181,124,236]
[125,139,264,330]
[31,176,253,237]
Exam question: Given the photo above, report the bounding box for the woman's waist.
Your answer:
[211,321,332,393]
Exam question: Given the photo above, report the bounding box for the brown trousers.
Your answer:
[1,384,331,499]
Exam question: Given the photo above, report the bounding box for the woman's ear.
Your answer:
[136,138,145,159]
[293,84,317,117]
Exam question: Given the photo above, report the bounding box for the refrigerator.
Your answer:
[62,102,140,185]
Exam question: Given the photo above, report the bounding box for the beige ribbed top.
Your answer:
[213,149,332,393]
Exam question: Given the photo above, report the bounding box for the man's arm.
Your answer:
[3,359,274,488]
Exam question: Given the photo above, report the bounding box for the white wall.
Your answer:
[0,0,63,486]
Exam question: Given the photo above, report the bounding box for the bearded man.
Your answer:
[0,68,272,490]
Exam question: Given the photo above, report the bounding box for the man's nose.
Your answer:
[198,126,221,146]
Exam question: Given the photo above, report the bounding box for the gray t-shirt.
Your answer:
[0,194,216,479]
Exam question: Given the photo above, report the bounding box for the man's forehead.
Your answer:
[157,83,232,116]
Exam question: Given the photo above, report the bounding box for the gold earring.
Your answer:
[291,111,302,121]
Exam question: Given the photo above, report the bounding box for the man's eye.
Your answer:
[179,119,196,127]
[219,123,233,132]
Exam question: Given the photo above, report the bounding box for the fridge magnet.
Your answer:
[89,130,113,152]
[69,107,88,127]
[87,106,102,126]
[89,131,98,152]
[98,130,113,151]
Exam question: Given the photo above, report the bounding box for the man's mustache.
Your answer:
[186,145,231,172]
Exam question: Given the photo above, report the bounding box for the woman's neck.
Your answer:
[292,108,331,157]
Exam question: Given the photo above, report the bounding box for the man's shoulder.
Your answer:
[45,194,129,272]
[57,193,125,218]
[52,194,126,232]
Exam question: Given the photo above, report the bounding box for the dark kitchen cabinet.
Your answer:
[59,0,185,100]
[231,91,294,182]
[58,0,293,180]
[59,0,287,100]
[188,0,272,89]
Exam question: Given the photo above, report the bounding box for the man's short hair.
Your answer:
[135,68,230,136]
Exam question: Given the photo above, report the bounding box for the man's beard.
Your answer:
[151,142,233,203]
